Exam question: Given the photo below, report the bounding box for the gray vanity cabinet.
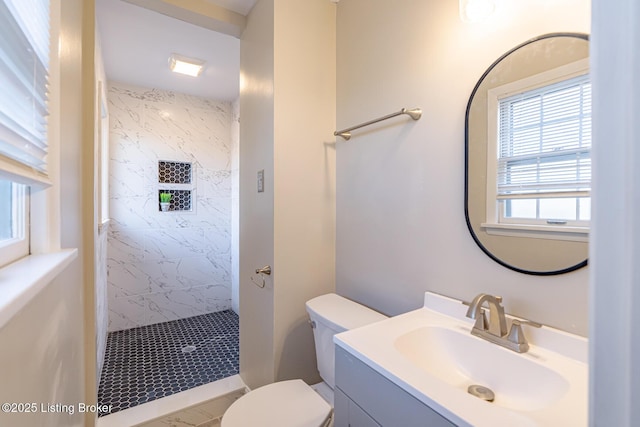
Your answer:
[334,346,456,427]
[335,388,381,427]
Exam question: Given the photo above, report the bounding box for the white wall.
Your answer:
[231,98,240,314]
[95,30,109,384]
[0,0,98,426]
[239,0,336,389]
[0,271,86,427]
[590,0,640,424]
[239,0,276,389]
[336,0,591,336]
[107,83,233,331]
[272,0,336,382]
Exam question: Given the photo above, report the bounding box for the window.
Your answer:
[0,180,28,267]
[484,59,591,241]
[0,0,51,266]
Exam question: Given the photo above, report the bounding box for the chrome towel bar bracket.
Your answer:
[334,107,422,140]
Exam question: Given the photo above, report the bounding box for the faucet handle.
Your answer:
[506,319,542,351]
[472,308,488,331]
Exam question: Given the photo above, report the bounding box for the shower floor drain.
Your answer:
[181,345,197,353]
[467,384,495,402]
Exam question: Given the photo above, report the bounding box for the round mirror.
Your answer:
[465,33,589,275]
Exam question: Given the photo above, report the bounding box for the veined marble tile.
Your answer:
[145,290,205,324]
[97,227,109,382]
[164,200,230,230]
[109,132,156,168]
[107,88,143,130]
[110,160,145,198]
[193,285,231,313]
[108,295,145,332]
[110,197,159,229]
[146,256,230,293]
[143,228,209,261]
[143,103,198,139]
[190,138,231,170]
[107,262,152,298]
[108,228,145,264]
[145,285,231,326]
[135,133,191,163]
[196,169,231,198]
[142,104,231,160]
[203,226,232,255]
[204,252,231,283]
[108,83,233,330]
[110,85,228,111]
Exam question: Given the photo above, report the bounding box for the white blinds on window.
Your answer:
[0,0,50,173]
[497,74,591,199]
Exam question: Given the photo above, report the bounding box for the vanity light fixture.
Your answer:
[168,53,205,77]
[459,0,496,23]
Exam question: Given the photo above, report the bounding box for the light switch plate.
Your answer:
[257,169,264,193]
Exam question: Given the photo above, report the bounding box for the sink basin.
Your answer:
[334,292,588,427]
[394,325,569,411]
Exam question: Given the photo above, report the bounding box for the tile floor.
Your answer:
[98,310,239,416]
[136,389,244,427]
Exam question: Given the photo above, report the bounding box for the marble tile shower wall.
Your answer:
[107,83,233,332]
[97,225,109,378]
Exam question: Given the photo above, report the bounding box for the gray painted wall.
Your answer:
[336,0,590,336]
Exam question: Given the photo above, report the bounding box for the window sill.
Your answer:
[0,249,77,329]
[481,222,589,242]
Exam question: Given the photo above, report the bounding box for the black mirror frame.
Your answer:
[464,32,590,276]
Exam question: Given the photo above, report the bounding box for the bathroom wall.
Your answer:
[239,0,276,389]
[239,0,336,389]
[272,0,336,382]
[231,99,240,314]
[0,1,98,426]
[336,0,591,336]
[95,31,109,383]
[589,0,640,422]
[107,83,233,331]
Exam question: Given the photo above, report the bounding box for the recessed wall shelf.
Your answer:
[159,161,192,184]
[158,189,191,211]
[158,161,194,212]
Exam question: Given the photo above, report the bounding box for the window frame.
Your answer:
[0,0,52,267]
[0,181,29,267]
[482,58,590,242]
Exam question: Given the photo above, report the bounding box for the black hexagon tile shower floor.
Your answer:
[97,310,239,416]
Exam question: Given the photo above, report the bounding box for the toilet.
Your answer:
[221,293,388,427]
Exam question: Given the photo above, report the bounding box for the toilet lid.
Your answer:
[222,379,332,427]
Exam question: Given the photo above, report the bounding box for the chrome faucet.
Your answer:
[465,293,541,353]
[465,293,507,338]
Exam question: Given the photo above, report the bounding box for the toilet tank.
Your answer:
[305,293,387,389]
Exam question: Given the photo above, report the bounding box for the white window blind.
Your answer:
[0,0,50,173]
[497,74,591,200]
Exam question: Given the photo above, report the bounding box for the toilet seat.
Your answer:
[222,379,332,427]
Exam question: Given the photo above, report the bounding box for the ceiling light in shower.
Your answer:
[168,53,205,77]
[459,0,496,23]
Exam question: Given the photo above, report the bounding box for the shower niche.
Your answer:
[158,160,193,212]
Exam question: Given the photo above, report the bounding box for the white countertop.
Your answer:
[334,292,588,427]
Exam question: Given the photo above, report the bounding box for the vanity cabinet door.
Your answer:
[335,347,456,427]
[334,388,381,427]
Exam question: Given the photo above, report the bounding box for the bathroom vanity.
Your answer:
[333,292,588,427]
[334,346,454,427]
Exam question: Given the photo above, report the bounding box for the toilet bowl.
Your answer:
[221,293,387,427]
